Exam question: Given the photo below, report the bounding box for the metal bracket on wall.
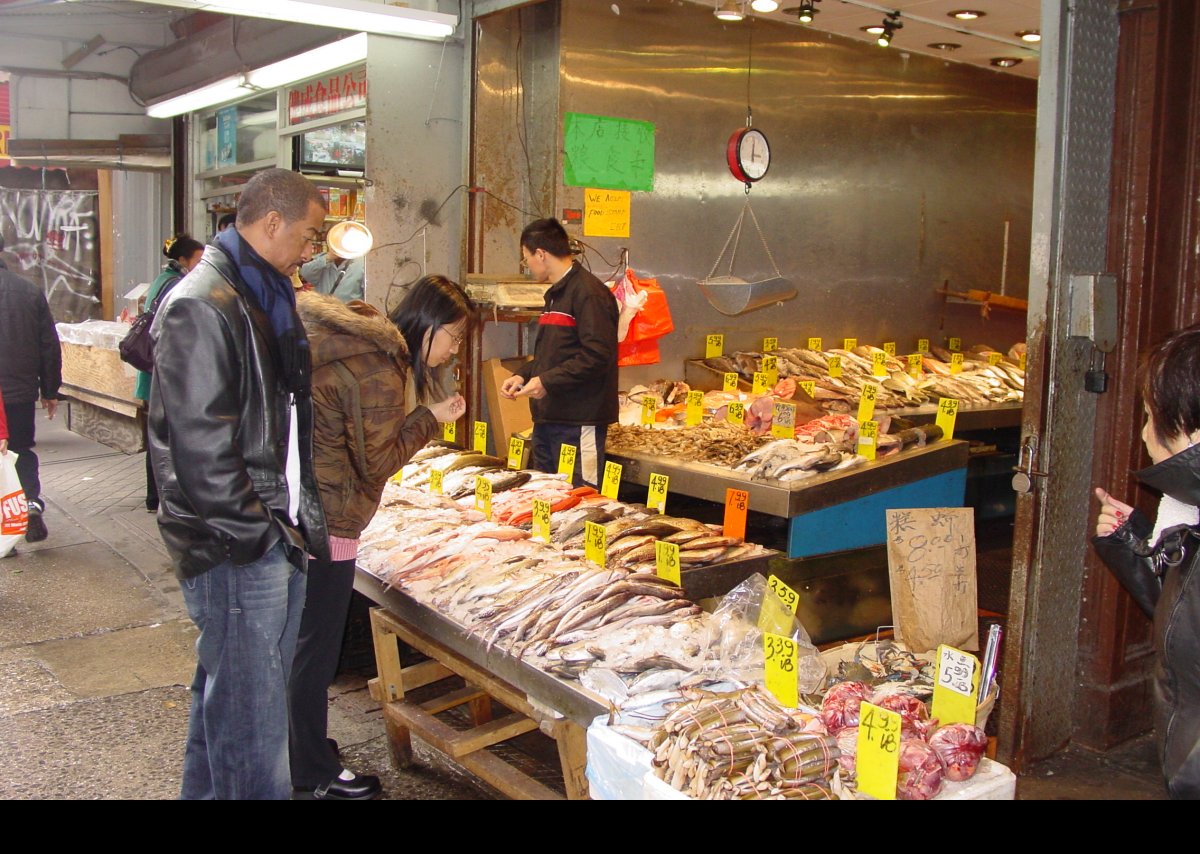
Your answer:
[1067,273,1118,352]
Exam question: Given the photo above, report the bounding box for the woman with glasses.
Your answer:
[290,274,471,799]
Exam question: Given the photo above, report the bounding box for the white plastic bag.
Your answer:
[1,452,28,557]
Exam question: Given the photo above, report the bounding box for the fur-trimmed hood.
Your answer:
[296,290,409,368]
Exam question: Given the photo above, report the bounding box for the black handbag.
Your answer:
[118,277,177,373]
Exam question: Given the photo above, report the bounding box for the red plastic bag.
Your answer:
[611,269,673,367]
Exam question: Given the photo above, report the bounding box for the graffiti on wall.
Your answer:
[0,188,100,323]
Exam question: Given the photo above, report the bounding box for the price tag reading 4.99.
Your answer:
[584,521,606,567]
[473,421,488,454]
[532,498,551,544]
[442,421,457,443]
[857,703,902,800]
[601,461,623,500]
[647,473,669,514]
[936,397,959,442]
[685,390,704,426]
[931,645,979,727]
[763,633,799,709]
[475,476,492,519]
[857,419,878,461]
[641,396,657,426]
[558,444,578,478]
[771,401,796,439]
[655,540,681,586]
[507,436,524,470]
[705,334,724,359]
[857,383,878,423]
[726,402,746,426]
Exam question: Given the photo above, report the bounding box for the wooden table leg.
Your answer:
[553,720,591,800]
[467,684,494,726]
[370,608,414,768]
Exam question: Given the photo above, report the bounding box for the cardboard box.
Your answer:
[483,356,533,459]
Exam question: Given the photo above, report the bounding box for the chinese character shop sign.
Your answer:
[288,68,369,124]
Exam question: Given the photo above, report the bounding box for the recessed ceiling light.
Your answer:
[990,57,1022,68]
[860,24,885,35]
[1016,30,1041,43]
[949,10,985,20]
[928,42,962,51]
[750,0,779,11]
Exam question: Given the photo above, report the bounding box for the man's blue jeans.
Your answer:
[180,542,306,800]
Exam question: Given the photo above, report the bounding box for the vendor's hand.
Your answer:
[1094,487,1135,537]
[514,376,547,400]
[43,399,58,420]
[0,440,7,455]
[428,394,466,424]
[500,376,525,400]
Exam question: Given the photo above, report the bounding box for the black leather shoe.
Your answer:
[25,507,47,543]
[294,773,381,801]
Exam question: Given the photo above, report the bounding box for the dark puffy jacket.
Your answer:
[1093,442,1200,799]
[147,246,328,579]
[296,292,437,539]
[515,263,618,426]
[0,259,61,405]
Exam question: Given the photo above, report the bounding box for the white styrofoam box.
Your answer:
[586,716,655,801]
[643,770,691,800]
[934,758,1016,800]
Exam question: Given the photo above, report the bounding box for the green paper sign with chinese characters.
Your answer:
[563,113,655,192]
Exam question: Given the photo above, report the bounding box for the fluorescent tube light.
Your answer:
[146,75,251,118]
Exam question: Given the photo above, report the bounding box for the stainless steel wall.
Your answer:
[474,1,1036,382]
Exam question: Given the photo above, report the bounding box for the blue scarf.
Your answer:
[213,227,311,395]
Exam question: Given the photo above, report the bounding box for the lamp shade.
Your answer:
[326,220,374,259]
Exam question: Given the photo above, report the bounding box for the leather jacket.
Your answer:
[147,245,329,579]
[1093,442,1200,799]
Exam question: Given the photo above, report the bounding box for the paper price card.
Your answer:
[932,645,980,727]
[442,421,457,443]
[857,383,878,423]
[883,341,897,357]
[871,350,888,377]
[706,334,724,359]
[950,353,964,375]
[723,372,740,392]
[430,469,444,495]
[647,472,669,514]
[475,476,493,519]
[828,355,843,379]
[988,352,1003,366]
[857,703,902,800]
[918,338,930,354]
[767,574,800,615]
[772,401,797,440]
[601,460,623,500]
[763,336,778,353]
[857,419,879,461]
[907,353,924,377]
[685,390,704,426]
[844,337,858,351]
[558,444,578,478]
[752,372,770,395]
[763,633,799,709]
[641,396,657,426]
[584,520,607,568]
[799,380,816,399]
[473,421,488,454]
[726,401,746,426]
[655,540,681,586]
[807,337,823,352]
[532,498,552,544]
[936,397,960,442]
[761,354,779,386]
[949,337,962,352]
[724,488,749,541]
[507,436,525,470]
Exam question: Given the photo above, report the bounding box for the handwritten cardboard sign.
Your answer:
[885,508,979,652]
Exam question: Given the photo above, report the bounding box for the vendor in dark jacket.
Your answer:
[500,218,618,487]
[1093,323,1200,800]
[148,168,330,800]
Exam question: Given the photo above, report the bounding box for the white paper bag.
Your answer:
[1,452,28,557]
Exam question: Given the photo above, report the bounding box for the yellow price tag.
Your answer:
[1019,352,1027,372]
[949,337,962,352]
[844,337,858,351]
[647,472,669,514]
[507,436,525,470]
[558,444,578,478]
[918,338,930,354]
[857,383,878,423]
[532,498,551,544]
[724,488,748,541]
[429,469,444,495]
[763,336,778,353]
[763,632,799,709]
[473,421,488,454]
[936,397,959,442]
[950,352,964,375]
[857,702,901,800]
[726,402,745,426]
[883,341,896,357]
[807,337,823,352]
[705,334,724,359]
[767,574,800,615]
[723,372,740,392]
[771,401,796,440]
[857,419,878,461]
[988,352,1003,366]
[584,520,607,567]
[752,372,770,395]
[931,645,979,727]
[442,421,456,443]
[685,390,704,426]
[655,540,681,586]
[761,354,778,386]
[475,476,493,519]
[828,355,843,379]
[799,380,816,399]
[907,353,923,377]
[641,396,657,426]
[601,460,622,500]
[871,350,888,377]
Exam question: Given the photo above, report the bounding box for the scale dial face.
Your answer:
[727,127,770,184]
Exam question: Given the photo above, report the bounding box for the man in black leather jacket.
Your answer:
[148,168,329,799]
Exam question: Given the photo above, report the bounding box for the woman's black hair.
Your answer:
[389,275,473,401]
[1142,324,1200,446]
[163,234,205,263]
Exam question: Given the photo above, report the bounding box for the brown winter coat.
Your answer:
[297,291,438,539]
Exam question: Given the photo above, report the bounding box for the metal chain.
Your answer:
[745,200,783,279]
[706,203,748,280]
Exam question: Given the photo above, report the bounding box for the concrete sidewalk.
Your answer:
[0,410,486,800]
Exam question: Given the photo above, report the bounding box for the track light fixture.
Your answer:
[796,1,818,24]
[877,12,902,47]
[715,0,745,21]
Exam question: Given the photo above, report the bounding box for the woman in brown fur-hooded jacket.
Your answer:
[290,278,469,799]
